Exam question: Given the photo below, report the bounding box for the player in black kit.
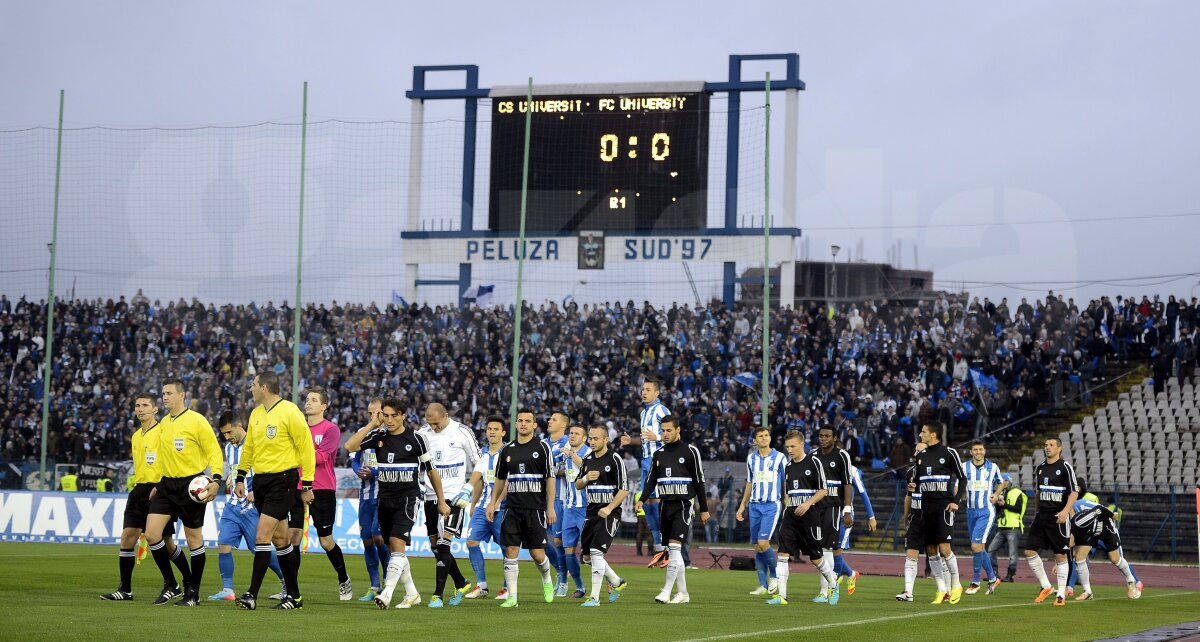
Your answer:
[913,421,967,605]
[486,408,558,608]
[767,431,838,606]
[344,398,450,610]
[637,415,709,605]
[1022,436,1079,606]
[809,427,853,604]
[575,424,630,606]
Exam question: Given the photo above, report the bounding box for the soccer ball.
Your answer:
[187,475,214,503]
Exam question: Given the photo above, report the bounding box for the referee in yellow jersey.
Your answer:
[234,371,317,611]
[143,378,224,607]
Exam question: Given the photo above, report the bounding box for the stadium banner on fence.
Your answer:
[0,491,515,559]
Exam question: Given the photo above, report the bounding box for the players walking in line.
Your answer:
[464,417,509,600]
[346,398,449,609]
[208,412,286,602]
[419,402,480,608]
[637,414,709,604]
[1069,486,1141,600]
[962,440,1005,595]
[1023,437,1079,606]
[100,393,187,602]
[349,398,390,602]
[142,378,224,607]
[809,427,853,605]
[834,459,877,596]
[896,442,928,602]
[301,387,352,600]
[232,372,316,611]
[734,426,787,597]
[486,408,558,608]
[621,376,670,567]
[575,424,629,606]
[913,421,967,605]
[543,410,571,594]
[767,431,837,606]
[558,423,592,598]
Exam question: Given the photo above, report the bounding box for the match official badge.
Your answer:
[173,438,184,452]
[266,424,278,439]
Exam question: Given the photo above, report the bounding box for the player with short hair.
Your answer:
[142,378,224,607]
[464,416,510,600]
[1069,490,1141,600]
[100,393,187,602]
[299,387,352,600]
[232,372,317,611]
[576,424,629,607]
[207,412,286,602]
[637,414,709,604]
[558,424,592,598]
[486,408,559,608]
[734,426,787,596]
[419,402,480,608]
[962,440,1005,595]
[621,376,670,568]
[346,398,450,610]
[544,410,571,594]
[809,426,853,605]
[1023,436,1079,606]
[349,398,390,601]
[766,431,837,606]
[896,442,928,602]
[913,421,967,605]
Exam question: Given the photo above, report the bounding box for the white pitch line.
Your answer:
[676,591,1195,642]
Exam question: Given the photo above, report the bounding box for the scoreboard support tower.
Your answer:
[401,54,805,309]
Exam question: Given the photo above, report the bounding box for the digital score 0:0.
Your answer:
[489,92,709,231]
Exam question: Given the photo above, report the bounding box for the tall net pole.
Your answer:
[39,90,65,483]
[292,81,309,402]
[507,78,533,439]
[761,74,771,430]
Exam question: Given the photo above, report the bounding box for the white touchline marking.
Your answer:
[676,591,1196,642]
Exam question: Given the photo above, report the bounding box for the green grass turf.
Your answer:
[1,542,1195,641]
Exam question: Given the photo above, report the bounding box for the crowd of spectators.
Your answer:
[1,290,1196,476]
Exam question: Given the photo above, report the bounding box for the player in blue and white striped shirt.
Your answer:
[735,427,788,596]
[545,411,572,596]
[463,417,509,600]
[349,399,390,601]
[558,424,593,598]
[620,376,671,567]
[962,440,1005,595]
[209,412,285,602]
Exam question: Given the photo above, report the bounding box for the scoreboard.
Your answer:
[488,87,709,232]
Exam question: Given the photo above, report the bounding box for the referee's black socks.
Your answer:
[188,547,206,593]
[248,543,273,597]
[326,544,349,583]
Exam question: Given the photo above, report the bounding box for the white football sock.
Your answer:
[775,557,790,600]
[1076,560,1091,594]
[502,558,519,600]
[904,556,918,595]
[943,553,960,588]
[928,555,947,593]
[1026,555,1051,589]
[1055,560,1068,598]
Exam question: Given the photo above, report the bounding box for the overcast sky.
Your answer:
[3,1,1199,305]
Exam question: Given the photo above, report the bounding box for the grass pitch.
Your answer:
[1,542,1195,641]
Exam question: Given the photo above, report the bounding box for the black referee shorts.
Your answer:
[1024,512,1070,554]
[147,475,207,529]
[123,483,175,537]
[500,508,549,550]
[309,489,337,537]
[252,469,299,523]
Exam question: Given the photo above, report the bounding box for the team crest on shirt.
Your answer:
[266,424,278,439]
[173,438,184,452]
[927,467,933,476]
[665,467,672,477]
[519,463,526,473]
[387,453,395,463]
[314,435,323,445]
[435,451,443,461]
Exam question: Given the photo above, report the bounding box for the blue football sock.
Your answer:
[268,549,284,580]
[755,552,768,588]
[218,552,235,590]
[972,551,984,583]
[566,552,583,589]
[546,542,560,570]
[833,551,850,577]
[363,541,380,589]
[376,542,390,568]
[980,551,996,582]
[554,544,568,581]
[468,544,486,585]
[764,548,778,578]
[833,554,851,578]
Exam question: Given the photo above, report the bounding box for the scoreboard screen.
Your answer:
[488,91,709,232]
